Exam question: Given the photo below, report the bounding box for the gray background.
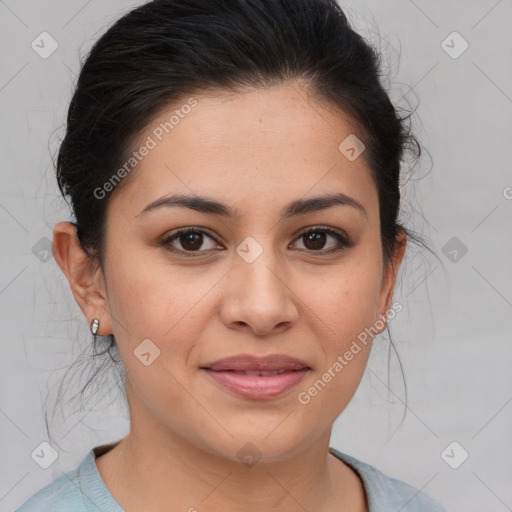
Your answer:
[1,1,511,511]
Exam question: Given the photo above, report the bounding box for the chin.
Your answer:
[190,424,318,466]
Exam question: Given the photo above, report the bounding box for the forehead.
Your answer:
[109,85,378,221]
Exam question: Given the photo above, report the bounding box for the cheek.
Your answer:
[307,258,383,353]
[104,259,207,415]
[295,274,380,419]
[104,246,220,366]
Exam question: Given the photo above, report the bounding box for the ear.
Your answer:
[52,221,113,336]
[376,230,407,330]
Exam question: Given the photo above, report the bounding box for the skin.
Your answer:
[53,83,406,512]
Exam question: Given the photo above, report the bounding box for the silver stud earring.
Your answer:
[90,318,100,335]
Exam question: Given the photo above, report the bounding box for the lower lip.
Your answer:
[201,369,310,399]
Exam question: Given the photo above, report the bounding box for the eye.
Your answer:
[160,228,223,256]
[160,225,353,258]
[290,226,353,254]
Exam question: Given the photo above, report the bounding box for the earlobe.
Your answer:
[52,221,113,336]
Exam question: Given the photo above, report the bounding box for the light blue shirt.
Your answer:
[15,444,449,511]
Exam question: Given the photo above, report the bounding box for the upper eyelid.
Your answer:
[163,227,222,243]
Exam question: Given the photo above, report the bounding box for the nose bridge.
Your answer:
[235,234,284,298]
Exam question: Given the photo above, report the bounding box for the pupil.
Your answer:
[305,231,325,250]
[181,232,202,250]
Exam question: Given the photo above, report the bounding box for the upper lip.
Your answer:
[201,354,311,372]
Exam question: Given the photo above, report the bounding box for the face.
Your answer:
[55,84,405,463]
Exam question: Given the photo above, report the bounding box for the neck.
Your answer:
[95,391,367,512]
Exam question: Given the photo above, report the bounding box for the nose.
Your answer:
[219,248,299,337]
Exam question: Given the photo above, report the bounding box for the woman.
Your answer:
[16,0,448,510]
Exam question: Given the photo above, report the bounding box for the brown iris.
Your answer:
[303,231,327,251]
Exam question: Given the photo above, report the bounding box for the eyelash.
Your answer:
[160,225,353,258]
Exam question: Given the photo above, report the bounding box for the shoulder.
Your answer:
[14,451,95,512]
[330,448,450,512]
[14,468,84,512]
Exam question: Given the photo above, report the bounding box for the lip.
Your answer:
[201,354,311,372]
[200,354,311,400]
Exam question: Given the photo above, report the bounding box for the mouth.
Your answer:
[199,354,311,400]
[213,369,292,376]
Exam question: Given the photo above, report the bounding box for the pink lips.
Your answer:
[200,354,311,400]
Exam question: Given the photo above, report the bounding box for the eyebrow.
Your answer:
[137,192,367,219]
